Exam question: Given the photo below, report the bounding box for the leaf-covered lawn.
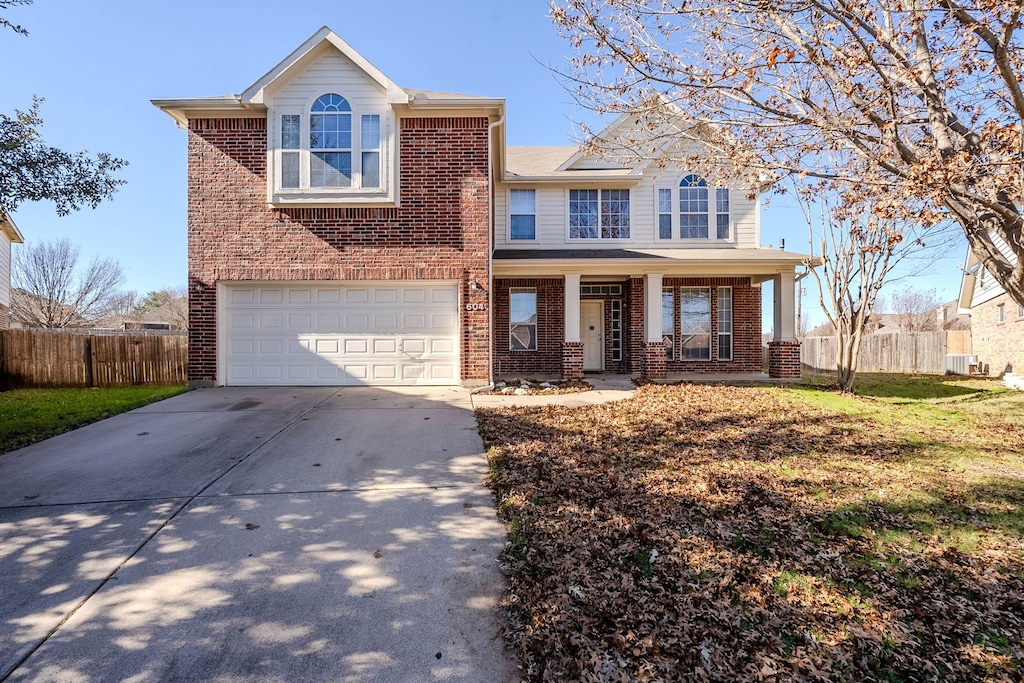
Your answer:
[477,376,1024,682]
[0,385,188,453]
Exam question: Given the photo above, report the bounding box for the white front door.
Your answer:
[580,300,604,372]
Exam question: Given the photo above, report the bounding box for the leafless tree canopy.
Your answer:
[552,0,1024,305]
[11,238,128,328]
[889,286,943,331]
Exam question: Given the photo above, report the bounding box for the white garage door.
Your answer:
[222,282,459,386]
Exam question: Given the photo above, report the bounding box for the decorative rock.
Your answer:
[495,381,506,389]
[501,387,516,394]
[539,382,553,388]
[514,387,530,395]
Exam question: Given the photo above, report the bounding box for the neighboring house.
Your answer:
[153,27,807,388]
[805,301,970,338]
[958,243,1023,375]
[0,208,25,330]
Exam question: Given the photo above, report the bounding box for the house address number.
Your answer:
[465,303,487,311]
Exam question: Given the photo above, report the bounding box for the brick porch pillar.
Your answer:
[768,340,801,378]
[562,342,584,380]
[642,341,667,380]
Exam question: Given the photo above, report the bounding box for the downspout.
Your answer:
[471,113,504,395]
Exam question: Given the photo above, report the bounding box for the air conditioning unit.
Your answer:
[945,354,978,375]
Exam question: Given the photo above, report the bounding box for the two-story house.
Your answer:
[154,27,806,388]
[1,207,24,330]
[958,241,1023,376]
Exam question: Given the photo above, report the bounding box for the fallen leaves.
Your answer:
[478,383,1024,682]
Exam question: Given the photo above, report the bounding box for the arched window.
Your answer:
[679,175,709,239]
[310,94,352,187]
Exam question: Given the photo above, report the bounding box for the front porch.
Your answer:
[491,262,803,382]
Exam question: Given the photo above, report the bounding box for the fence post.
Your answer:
[84,336,94,388]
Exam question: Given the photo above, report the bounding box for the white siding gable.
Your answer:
[263,43,397,207]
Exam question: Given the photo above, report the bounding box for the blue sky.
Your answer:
[1,0,966,329]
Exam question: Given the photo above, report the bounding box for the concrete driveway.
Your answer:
[0,387,518,683]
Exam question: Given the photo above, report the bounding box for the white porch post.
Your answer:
[564,273,581,343]
[644,273,664,343]
[773,270,797,341]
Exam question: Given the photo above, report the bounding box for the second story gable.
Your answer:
[494,115,762,251]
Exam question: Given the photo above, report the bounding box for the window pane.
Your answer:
[680,292,711,333]
[662,288,675,361]
[716,188,730,239]
[659,213,672,240]
[510,289,537,351]
[281,115,300,150]
[718,287,733,361]
[310,113,351,149]
[361,151,380,188]
[312,94,351,112]
[510,189,535,214]
[601,189,630,238]
[681,335,711,360]
[311,151,352,187]
[680,214,709,239]
[510,215,536,240]
[361,115,380,149]
[281,151,299,188]
[569,189,599,239]
[658,188,672,213]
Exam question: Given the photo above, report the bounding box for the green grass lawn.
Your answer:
[477,372,1024,682]
[0,385,188,453]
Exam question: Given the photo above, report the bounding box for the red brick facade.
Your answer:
[767,340,802,378]
[561,342,584,380]
[186,116,491,385]
[492,276,763,379]
[0,303,9,330]
[972,292,1024,375]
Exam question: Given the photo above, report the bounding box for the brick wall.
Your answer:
[972,292,1024,375]
[0,303,9,330]
[186,116,491,385]
[493,276,762,378]
[768,340,802,378]
[492,278,564,378]
[663,278,762,373]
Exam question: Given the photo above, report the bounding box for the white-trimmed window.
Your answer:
[680,287,712,360]
[1017,304,1024,319]
[510,190,536,240]
[510,288,538,351]
[998,303,1006,323]
[275,93,384,194]
[569,189,630,239]
[662,287,675,360]
[655,175,731,241]
[718,287,733,361]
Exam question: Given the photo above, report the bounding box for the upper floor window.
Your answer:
[510,189,536,240]
[657,175,731,241]
[569,189,630,239]
[276,93,383,194]
[998,303,1006,323]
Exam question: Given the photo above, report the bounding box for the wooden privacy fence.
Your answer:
[799,330,970,374]
[0,330,188,389]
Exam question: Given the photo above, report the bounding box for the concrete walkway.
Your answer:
[0,387,518,683]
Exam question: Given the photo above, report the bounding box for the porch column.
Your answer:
[769,270,801,378]
[773,270,797,341]
[564,273,581,343]
[562,273,584,380]
[642,273,667,379]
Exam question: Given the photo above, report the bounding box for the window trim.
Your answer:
[662,287,675,361]
[1017,304,1024,320]
[565,188,632,241]
[653,174,734,243]
[717,287,733,361]
[679,286,712,361]
[509,287,538,352]
[508,189,537,241]
[269,92,392,205]
[997,303,1006,323]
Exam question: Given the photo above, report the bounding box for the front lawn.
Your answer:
[477,374,1024,682]
[0,385,188,453]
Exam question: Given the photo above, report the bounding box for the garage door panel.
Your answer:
[224,283,459,386]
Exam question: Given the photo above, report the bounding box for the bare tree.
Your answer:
[11,238,128,328]
[551,0,1024,306]
[800,194,955,391]
[890,286,943,332]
